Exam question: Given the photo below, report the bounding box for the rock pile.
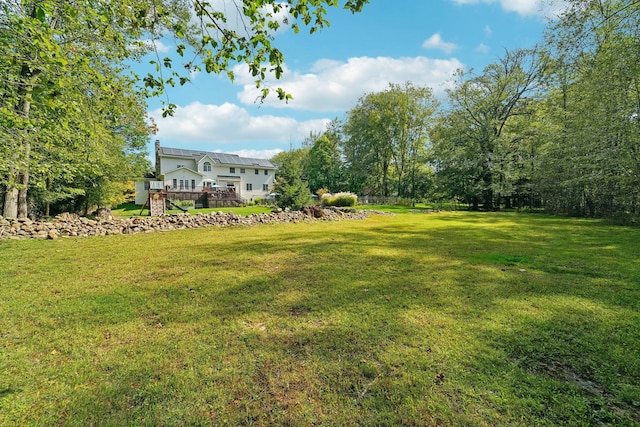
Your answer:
[0,208,374,240]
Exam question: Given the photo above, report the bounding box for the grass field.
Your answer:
[1,211,638,426]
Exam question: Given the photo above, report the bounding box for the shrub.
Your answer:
[321,192,358,207]
[315,188,330,199]
[177,200,195,209]
[396,198,414,207]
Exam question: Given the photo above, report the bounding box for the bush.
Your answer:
[177,200,195,209]
[396,198,414,207]
[315,188,330,199]
[320,192,358,207]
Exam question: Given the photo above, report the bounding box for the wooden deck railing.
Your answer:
[165,190,245,208]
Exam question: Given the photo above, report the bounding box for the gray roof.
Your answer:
[160,146,274,168]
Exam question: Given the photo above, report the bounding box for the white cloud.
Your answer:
[422,33,459,54]
[150,102,330,146]
[475,43,490,53]
[449,0,562,17]
[189,0,291,36]
[142,39,171,53]
[233,55,464,112]
[149,54,464,149]
[500,0,541,15]
[230,148,284,159]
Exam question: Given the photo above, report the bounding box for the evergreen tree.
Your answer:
[271,150,313,210]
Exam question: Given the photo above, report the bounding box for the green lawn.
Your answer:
[1,212,638,426]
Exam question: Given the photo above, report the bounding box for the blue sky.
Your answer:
[142,0,560,159]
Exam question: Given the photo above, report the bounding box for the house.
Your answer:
[134,141,276,206]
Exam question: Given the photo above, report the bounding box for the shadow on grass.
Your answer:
[3,213,639,425]
[468,310,640,426]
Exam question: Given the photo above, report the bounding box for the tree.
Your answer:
[0,0,162,218]
[538,0,640,219]
[307,129,344,193]
[433,49,544,210]
[1,0,369,218]
[341,82,438,200]
[430,110,485,208]
[385,83,439,201]
[271,149,313,210]
[28,77,151,217]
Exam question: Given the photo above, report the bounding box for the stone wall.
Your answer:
[0,207,378,240]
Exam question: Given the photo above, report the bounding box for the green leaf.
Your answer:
[36,7,46,23]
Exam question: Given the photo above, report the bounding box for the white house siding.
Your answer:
[134,142,276,205]
[242,168,274,201]
[134,180,151,205]
[160,157,197,175]
[164,168,203,191]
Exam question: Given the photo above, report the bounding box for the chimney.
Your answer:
[154,140,161,178]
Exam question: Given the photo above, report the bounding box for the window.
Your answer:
[240,168,245,174]
[144,181,150,190]
[246,183,253,191]
[179,180,185,190]
[255,169,259,175]
[172,179,177,189]
[203,162,211,172]
[191,180,196,190]
[230,167,235,173]
[264,169,268,176]
[263,184,269,191]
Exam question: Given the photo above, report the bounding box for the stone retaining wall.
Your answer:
[0,207,377,240]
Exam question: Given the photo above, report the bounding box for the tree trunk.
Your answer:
[482,167,494,210]
[18,169,29,218]
[3,187,19,219]
[3,63,38,219]
[471,197,479,211]
[44,176,51,217]
[382,159,389,197]
[2,6,41,219]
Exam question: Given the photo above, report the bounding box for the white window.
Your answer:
[246,183,253,191]
[263,184,269,191]
[230,167,235,173]
[240,168,245,174]
[172,179,177,189]
[203,162,212,172]
[264,169,268,176]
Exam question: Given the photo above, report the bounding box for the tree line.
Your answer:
[0,0,367,219]
[2,0,637,222]
[274,0,640,222]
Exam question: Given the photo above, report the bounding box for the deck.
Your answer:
[165,189,246,208]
